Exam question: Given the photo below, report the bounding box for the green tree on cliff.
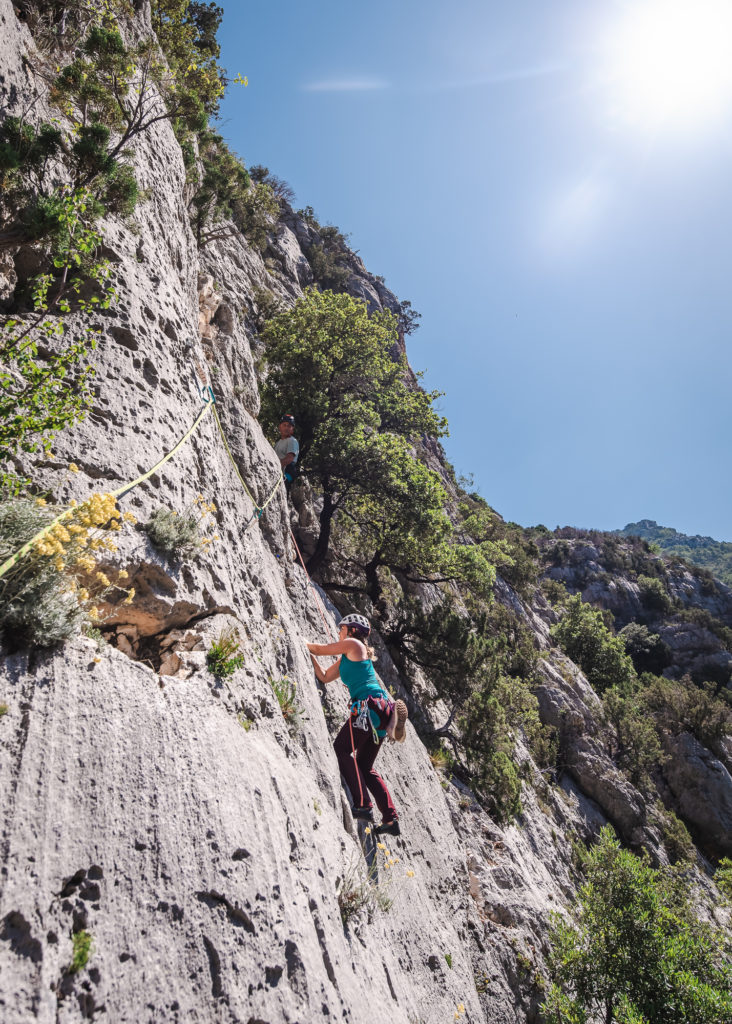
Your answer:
[543,827,732,1024]
[552,594,636,695]
[259,289,450,579]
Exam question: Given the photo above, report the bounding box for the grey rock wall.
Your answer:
[0,5,552,1020]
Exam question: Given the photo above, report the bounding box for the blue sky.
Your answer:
[217,0,732,540]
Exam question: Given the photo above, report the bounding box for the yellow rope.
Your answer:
[111,400,213,498]
[0,399,213,583]
[212,404,283,518]
[0,505,75,584]
[1,393,286,583]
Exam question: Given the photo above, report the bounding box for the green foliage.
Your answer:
[716,858,732,904]
[206,626,244,678]
[674,607,732,659]
[0,703,8,717]
[15,1,133,48]
[260,289,452,584]
[453,492,539,598]
[602,686,663,789]
[150,0,225,119]
[0,116,63,219]
[144,505,202,557]
[391,595,549,822]
[270,676,304,733]
[69,929,93,974]
[235,182,279,252]
[187,133,279,251]
[656,808,695,865]
[331,447,475,605]
[542,578,570,607]
[188,130,250,245]
[619,623,672,675]
[1,191,113,469]
[248,164,295,203]
[636,574,673,616]
[388,596,495,714]
[306,241,351,291]
[298,216,351,290]
[250,285,284,329]
[459,674,536,823]
[395,298,421,336]
[621,520,732,588]
[552,594,637,696]
[84,624,107,647]
[641,675,731,754]
[2,1,227,258]
[543,826,732,1024]
[444,953,453,969]
[297,205,320,229]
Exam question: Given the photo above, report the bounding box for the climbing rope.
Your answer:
[111,397,214,499]
[211,403,283,529]
[1,384,292,586]
[289,527,338,641]
[0,396,215,583]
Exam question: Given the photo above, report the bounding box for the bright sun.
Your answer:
[604,0,732,131]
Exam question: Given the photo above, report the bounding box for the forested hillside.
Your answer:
[621,518,732,587]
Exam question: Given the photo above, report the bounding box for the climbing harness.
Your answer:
[351,697,384,746]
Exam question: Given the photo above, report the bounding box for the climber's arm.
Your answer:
[310,653,341,684]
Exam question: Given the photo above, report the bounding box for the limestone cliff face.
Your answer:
[0,4,730,1023]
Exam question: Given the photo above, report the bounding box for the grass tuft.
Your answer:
[69,930,92,974]
[207,626,244,678]
[270,676,304,734]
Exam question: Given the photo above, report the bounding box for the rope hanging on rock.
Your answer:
[112,396,214,500]
[0,395,215,583]
[1,385,289,582]
[211,402,283,528]
[289,527,338,641]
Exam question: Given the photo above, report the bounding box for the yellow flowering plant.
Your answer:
[0,492,135,648]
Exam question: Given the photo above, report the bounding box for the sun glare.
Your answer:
[604,0,732,131]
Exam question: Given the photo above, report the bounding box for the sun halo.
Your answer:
[603,0,732,132]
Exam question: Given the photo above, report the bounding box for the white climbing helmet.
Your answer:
[339,613,371,635]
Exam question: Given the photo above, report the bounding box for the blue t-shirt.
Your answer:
[338,656,386,702]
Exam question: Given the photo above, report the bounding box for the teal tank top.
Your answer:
[338,656,387,703]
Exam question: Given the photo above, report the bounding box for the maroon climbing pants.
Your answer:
[334,699,398,824]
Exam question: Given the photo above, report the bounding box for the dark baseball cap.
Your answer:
[280,414,295,425]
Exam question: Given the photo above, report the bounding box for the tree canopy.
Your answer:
[543,827,732,1024]
[259,289,449,581]
[552,594,636,696]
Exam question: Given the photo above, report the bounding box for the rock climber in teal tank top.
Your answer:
[308,614,408,836]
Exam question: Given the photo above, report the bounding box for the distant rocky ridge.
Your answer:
[620,519,732,587]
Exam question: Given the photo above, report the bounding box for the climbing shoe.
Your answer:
[375,820,401,837]
[394,699,408,742]
[352,806,374,822]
